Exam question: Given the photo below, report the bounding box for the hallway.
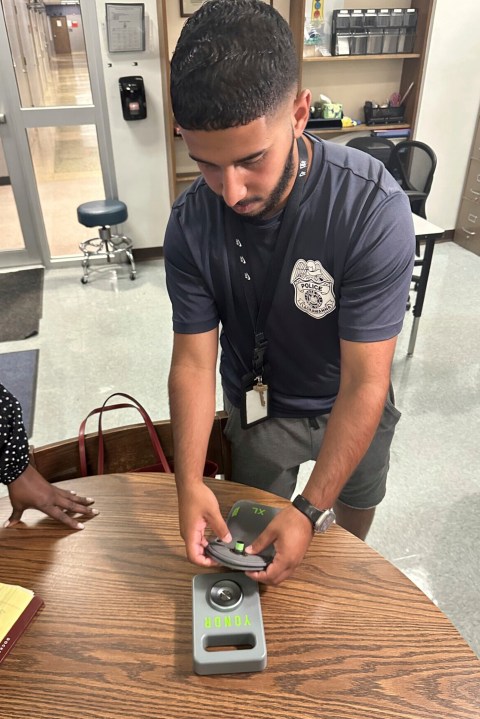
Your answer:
[0,7,103,258]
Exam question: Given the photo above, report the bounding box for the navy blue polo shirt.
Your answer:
[164,137,415,417]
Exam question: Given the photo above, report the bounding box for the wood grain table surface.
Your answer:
[0,473,479,719]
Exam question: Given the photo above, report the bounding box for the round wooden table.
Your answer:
[0,473,479,719]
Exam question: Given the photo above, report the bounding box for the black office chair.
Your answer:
[387,140,437,312]
[387,140,437,220]
[346,136,395,167]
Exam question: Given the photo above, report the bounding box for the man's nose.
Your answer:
[221,167,247,207]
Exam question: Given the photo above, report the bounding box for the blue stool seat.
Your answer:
[77,199,128,228]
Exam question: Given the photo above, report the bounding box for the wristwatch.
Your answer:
[292,494,336,534]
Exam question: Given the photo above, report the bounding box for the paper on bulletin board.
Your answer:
[106,3,145,53]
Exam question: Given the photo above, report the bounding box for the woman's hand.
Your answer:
[5,464,98,529]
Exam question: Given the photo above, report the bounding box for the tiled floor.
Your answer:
[1,241,479,658]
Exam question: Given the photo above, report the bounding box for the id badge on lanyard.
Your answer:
[241,373,269,428]
[225,137,309,429]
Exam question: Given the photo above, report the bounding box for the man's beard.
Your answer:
[254,136,296,219]
[234,135,296,220]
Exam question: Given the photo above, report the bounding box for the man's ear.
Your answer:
[292,89,312,138]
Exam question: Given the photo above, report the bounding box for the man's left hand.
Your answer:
[245,504,313,586]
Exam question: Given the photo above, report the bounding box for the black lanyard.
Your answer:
[224,136,309,378]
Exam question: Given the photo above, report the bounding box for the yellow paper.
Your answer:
[0,583,34,637]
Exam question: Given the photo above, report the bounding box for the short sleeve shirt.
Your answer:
[164,137,415,417]
[0,384,30,484]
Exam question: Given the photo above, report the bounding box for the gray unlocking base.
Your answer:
[192,572,267,675]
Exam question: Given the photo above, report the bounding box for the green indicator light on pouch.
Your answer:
[234,541,245,554]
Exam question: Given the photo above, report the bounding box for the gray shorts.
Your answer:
[223,388,401,509]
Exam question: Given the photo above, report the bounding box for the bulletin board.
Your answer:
[106,3,145,53]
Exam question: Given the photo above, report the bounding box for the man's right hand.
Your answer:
[176,482,232,567]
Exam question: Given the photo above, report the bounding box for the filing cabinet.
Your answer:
[454,198,480,255]
[471,117,480,161]
[462,158,480,204]
[454,111,480,256]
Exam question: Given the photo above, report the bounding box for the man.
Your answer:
[1,383,97,529]
[164,0,415,585]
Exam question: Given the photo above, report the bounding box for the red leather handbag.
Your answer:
[78,392,218,478]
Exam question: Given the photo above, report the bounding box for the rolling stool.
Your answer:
[77,199,136,284]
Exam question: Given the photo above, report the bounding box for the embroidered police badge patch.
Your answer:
[290,259,336,319]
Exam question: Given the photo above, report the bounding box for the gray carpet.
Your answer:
[0,349,39,437]
[0,268,44,342]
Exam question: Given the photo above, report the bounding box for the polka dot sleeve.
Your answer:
[0,384,30,485]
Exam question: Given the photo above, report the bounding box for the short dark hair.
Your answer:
[170,0,299,130]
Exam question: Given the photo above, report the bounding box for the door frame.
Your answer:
[0,0,117,270]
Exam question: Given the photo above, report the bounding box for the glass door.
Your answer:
[0,105,42,267]
[0,139,23,254]
[0,0,116,268]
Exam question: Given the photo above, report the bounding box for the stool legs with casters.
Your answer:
[77,199,136,284]
[80,228,136,284]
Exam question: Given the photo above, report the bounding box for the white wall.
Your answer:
[94,0,170,248]
[66,15,86,53]
[414,0,480,230]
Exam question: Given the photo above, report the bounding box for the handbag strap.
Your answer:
[78,392,171,476]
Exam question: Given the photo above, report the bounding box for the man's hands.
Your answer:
[177,485,314,585]
[245,505,314,586]
[177,482,232,568]
[5,464,98,530]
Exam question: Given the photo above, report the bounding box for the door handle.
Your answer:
[0,113,6,124]
[461,227,476,236]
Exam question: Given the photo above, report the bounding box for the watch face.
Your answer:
[314,509,336,533]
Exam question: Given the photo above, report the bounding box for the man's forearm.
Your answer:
[168,364,216,490]
[303,380,389,508]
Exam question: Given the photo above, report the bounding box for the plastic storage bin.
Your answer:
[331,8,417,57]
[364,102,405,126]
[366,29,383,54]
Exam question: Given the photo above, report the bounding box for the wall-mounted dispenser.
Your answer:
[119,76,147,121]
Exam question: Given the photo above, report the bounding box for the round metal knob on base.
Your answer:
[209,579,243,611]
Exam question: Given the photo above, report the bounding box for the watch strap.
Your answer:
[292,494,335,533]
[292,494,323,525]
